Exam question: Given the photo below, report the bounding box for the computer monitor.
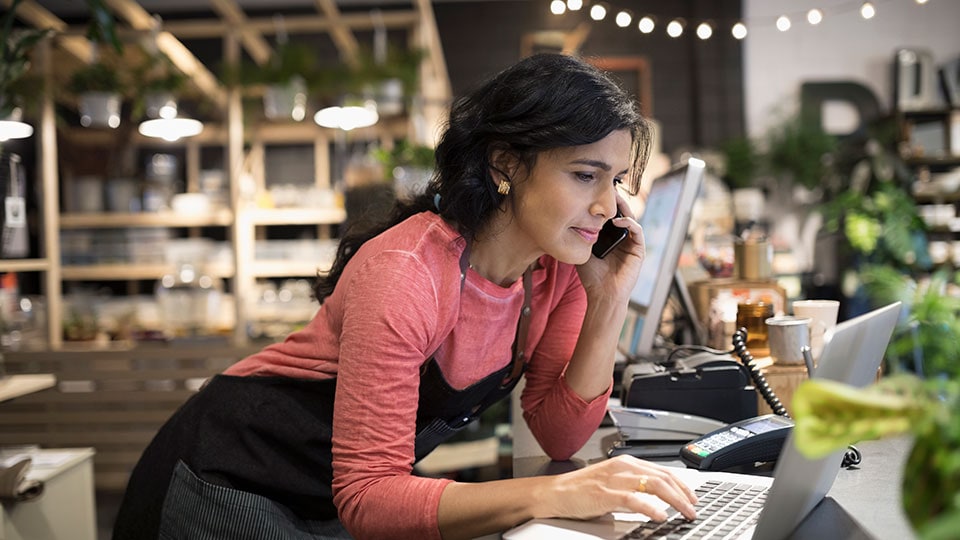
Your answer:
[626,157,706,357]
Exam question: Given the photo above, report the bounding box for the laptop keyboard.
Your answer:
[623,480,768,539]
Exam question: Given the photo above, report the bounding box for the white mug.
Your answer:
[766,316,812,365]
[792,300,840,363]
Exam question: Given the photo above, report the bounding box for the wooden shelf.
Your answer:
[251,260,331,278]
[60,209,234,229]
[242,207,346,226]
[905,156,960,168]
[0,258,51,273]
[61,262,234,281]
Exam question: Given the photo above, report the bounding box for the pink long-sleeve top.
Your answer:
[225,211,612,539]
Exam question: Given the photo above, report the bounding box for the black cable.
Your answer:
[731,327,789,417]
[663,343,734,365]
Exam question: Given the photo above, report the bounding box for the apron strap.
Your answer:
[502,268,533,388]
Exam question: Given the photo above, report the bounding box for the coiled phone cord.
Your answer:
[731,327,789,417]
[730,327,862,468]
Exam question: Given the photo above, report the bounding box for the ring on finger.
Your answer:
[637,475,649,493]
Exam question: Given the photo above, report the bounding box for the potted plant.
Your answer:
[352,46,425,116]
[226,41,316,121]
[791,118,960,539]
[371,139,434,201]
[793,365,960,539]
[69,59,126,129]
[132,52,187,120]
[0,0,53,125]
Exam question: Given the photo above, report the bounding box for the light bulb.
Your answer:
[666,19,684,38]
[589,3,607,21]
[696,22,713,40]
[807,9,823,25]
[776,15,791,32]
[731,22,748,40]
[566,0,582,11]
[860,2,876,19]
[550,0,565,15]
[638,16,655,34]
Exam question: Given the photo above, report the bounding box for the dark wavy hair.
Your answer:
[314,53,651,300]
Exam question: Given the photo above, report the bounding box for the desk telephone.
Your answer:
[613,328,798,471]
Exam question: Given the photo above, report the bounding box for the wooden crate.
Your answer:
[0,343,261,492]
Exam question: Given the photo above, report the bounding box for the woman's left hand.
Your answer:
[576,196,645,303]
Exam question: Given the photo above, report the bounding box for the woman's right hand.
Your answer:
[534,455,699,522]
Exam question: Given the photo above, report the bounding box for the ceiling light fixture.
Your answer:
[860,2,876,19]
[615,10,632,28]
[138,96,204,142]
[0,107,33,142]
[807,9,823,25]
[550,0,565,15]
[314,99,379,131]
[566,0,582,11]
[139,117,204,142]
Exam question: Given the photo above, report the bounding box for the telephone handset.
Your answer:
[680,328,793,471]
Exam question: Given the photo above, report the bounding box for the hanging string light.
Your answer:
[547,1,922,40]
[666,19,684,38]
[696,22,713,40]
[589,3,607,21]
[731,22,747,40]
[637,16,655,34]
[776,15,792,31]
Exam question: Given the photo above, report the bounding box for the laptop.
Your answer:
[503,301,902,540]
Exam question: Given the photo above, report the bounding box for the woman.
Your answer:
[113,52,697,540]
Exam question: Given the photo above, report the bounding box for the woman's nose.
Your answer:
[591,186,618,219]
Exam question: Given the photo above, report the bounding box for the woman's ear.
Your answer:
[489,147,520,184]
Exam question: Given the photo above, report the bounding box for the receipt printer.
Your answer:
[620,353,758,424]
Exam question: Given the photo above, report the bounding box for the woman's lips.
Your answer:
[573,227,600,243]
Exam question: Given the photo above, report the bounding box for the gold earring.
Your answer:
[498,180,511,195]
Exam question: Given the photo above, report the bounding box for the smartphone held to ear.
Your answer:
[592,213,628,259]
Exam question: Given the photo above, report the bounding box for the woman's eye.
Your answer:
[575,172,595,182]
[613,176,624,186]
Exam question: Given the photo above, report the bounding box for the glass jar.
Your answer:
[736,302,774,357]
[156,263,222,338]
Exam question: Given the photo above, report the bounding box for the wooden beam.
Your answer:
[313,0,359,68]
[102,0,227,106]
[2,0,94,62]
[209,0,272,66]
[412,0,452,146]
[160,11,419,39]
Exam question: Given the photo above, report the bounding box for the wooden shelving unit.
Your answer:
[4,0,451,350]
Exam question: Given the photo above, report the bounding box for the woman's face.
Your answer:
[506,129,633,265]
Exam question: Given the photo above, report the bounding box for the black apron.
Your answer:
[113,251,534,540]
